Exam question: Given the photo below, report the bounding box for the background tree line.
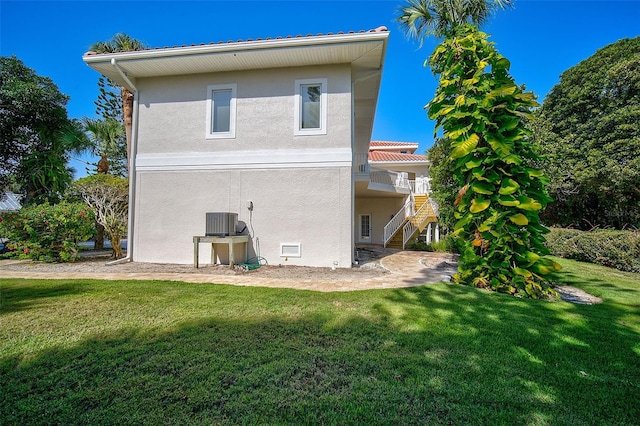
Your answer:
[429,36,640,231]
[0,34,142,259]
[532,37,640,230]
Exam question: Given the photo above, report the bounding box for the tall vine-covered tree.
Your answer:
[0,56,87,204]
[427,25,559,297]
[397,1,559,298]
[533,37,640,229]
[399,0,513,232]
[88,33,147,172]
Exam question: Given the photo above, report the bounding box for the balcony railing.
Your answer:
[409,177,432,195]
[369,169,411,190]
[355,153,431,195]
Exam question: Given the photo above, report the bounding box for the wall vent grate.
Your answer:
[280,243,301,258]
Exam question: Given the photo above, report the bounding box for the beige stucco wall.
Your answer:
[354,197,405,245]
[131,64,355,267]
[134,167,353,267]
[135,64,352,154]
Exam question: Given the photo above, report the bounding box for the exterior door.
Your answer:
[358,214,372,243]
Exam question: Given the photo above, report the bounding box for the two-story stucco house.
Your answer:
[83,27,438,268]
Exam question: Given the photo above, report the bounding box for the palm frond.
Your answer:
[396,0,514,44]
[89,33,147,54]
[396,0,439,46]
[81,117,125,156]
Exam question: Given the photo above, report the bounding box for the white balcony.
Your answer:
[354,152,430,196]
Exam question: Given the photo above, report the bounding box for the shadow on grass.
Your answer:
[380,283,640,425]
[558,272,639,294]
[2,281,639,425]
[0,280,86,314]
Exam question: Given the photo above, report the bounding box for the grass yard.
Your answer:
[1,257,639,425]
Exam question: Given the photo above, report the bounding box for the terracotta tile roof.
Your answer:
[84,26,388,56]
[370,141,418,148]
[369,151,428,162]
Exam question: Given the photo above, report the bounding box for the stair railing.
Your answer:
[383,195,415,247]
[402,220,417,249]
[401,199,438,248]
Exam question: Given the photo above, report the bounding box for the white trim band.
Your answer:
[136,148,352,172]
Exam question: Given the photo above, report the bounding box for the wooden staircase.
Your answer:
[385,224,407,249]
[385,195,438,249]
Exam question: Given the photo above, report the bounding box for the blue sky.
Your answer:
[1,0,639,177]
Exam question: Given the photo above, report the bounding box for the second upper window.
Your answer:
[206,83,236,139]
[294,78,327,136]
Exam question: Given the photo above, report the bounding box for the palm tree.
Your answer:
[397,0,513,43]
[81,117,125,175]
[79,117,124,250]
[89,33,147,173]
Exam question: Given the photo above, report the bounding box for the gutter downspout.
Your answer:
[107,58,138,265]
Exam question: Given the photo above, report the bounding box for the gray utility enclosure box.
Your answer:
[205,212,238,236]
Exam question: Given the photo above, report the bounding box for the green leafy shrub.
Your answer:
[438,234,460,254]
[408,240,435,252]
[546,228,640,273]
[0,201,95,262]
[409,234,460,254]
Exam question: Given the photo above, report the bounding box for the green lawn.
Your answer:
[1,257,639,425]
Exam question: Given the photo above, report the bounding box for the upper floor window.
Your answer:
[294,78,327,136]
[206,83,236,139]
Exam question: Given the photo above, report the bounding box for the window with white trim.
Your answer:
[206,83,236,139]
[294,78,327,135]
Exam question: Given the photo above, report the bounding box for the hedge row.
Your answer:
[545,228,640,273]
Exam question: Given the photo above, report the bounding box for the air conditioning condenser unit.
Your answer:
[205,212,237,236]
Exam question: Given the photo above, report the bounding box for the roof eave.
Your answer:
[84,31,389,63]
[83,31,389,89]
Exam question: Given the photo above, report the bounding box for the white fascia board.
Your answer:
[83,32,389,64]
